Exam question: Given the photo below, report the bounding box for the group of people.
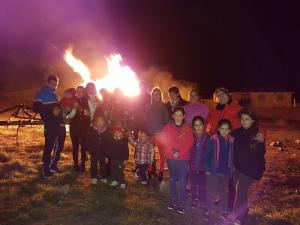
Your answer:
[33,75,266,225]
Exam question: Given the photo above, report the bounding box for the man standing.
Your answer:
[33,75,66,178]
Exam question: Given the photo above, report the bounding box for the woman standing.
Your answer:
[184,89,209,125]
[144,88,170,181]
[69,86,90,172]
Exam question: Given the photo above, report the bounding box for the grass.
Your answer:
[0,121,300,225]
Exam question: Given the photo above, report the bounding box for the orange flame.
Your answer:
[64,48,140,96]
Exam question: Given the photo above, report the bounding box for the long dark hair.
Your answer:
[239,107,259,127]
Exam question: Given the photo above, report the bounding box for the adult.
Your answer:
[183,89,210,125]
[69,86,90,172]
[85,82,101,124]
[204,87,265,212]
[144,88,170,181]
[166,86,188,117]
[33,75,66,178]
[134,81,151,131]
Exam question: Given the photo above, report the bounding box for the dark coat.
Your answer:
[106,137,129,161]
[166,96,188,118]
[233,125,266,180]
[85,127,111,160]
[69,97,90,136]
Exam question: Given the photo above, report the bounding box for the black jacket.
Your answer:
[107,137,129,161]
[85,127,111,160]
[69,97,90,136]
[233,125,266,180]
[166,96,188,118]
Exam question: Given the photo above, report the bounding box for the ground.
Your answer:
[0,114,300,225]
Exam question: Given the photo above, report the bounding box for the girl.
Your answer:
[162,107,194,214]
[231,108,266,225]
[69,86,90,172]
[85,82,101,123]
[85,114,111,185]
[184,90,210,125]
[204,119,234,220]
[144,87,169,181]
[189,116,209,209]
[129,130,154,185]
[106,126,129,189]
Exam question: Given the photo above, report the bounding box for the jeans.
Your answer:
[90,157,108,179]
[206,173,229,213]
[166,160,188,203]
[43,125,66,172]
[111,160,125,183]
[70,125,86,167]
[233,170,253,221]
[191,170,207,202]
[137,164,148,181]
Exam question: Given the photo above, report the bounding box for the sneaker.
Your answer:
[110,181,119,187]
[177,207,185,214]
[191,201,198,209]
[120,183,126,189]
[91,178,98,185]
[50,166,61,173]
[204,209,210,221]
[233,219,242,225]
[158,171,164,182]
[43,170,53,179]
[167,202,175,210]
[100,178,108,184]
[141,181,147,185]
[220,212,228,220]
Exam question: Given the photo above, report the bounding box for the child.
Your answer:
[42,103,66,177]
[162,107,194,214]
[231,108,266,225]
[204,119,234,220]
[86,114,111,185]
[129,130,154,185]
[189,116,209,209]
[60,88,77,114]
[106,126,129,188]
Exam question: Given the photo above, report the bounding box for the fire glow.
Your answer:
[64,48,140,97]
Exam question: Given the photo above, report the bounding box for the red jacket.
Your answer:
[162,122,194,160]
[205,103,242,135]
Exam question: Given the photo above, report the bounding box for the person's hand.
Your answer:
[205,172,211,176]
[105,157,109,164]
[173,151,179,159]
[255,132,264,143]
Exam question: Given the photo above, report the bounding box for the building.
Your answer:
[231,90,294,108]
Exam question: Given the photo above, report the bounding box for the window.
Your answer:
[276,94,284,101]
[258,94,266,101]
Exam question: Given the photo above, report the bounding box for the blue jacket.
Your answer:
[33,86,60,121]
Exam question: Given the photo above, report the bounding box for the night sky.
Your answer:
[0,0,299,96]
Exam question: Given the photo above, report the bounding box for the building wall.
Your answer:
[231,92,293,108]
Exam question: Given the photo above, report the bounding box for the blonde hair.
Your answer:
[151,87,164,103]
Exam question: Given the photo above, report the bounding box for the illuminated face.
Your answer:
[76,87,85,98]
[218,124,231,138]
[241,114,255,129]
[114,130,124,140]
[169,91,179,103]
[94,117,105,128]
[215,90,229,105]
[189,91,200,104]
[172,110,185,125]
[48,80,58,90]
[193,120,204,134]
[86,84,96,96]
[139,131,149,142]
[152,90,162,103]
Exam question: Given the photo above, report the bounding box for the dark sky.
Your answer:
[0,0,299,96]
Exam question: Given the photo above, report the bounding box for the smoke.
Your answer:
[140,66,197,102]
[0,0,112,90]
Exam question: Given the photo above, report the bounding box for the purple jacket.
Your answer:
[184,102,209,125]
